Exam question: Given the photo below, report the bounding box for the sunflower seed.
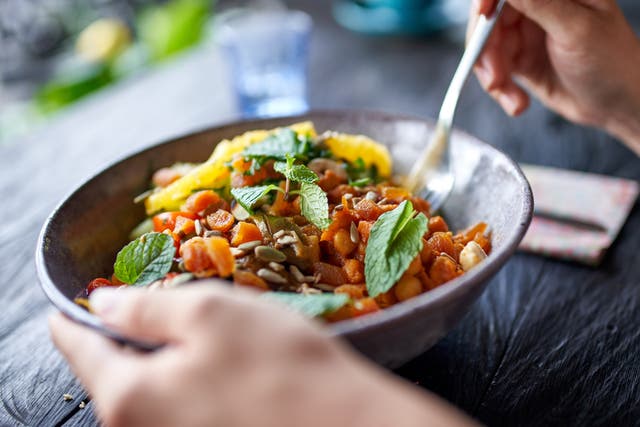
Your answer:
[303,275,317,283]
[255,246,287,262]
[377,197,390,205]
[298,283,322,295]
[205,230,222,238]
[289,265,306,282]
[344,193,353,200]
[238,240,262,251]
[230,248,245,257]
[269,262,285,272]
[273,230,287,239]
[314,283,336,292]
[257,268,287,284]
[350,222,359,244]
[334,204,344,212]
[194,220,203,236]
[63,394,73,401]
[276,235,297,246]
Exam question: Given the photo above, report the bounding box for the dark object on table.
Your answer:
[36,110,532,367]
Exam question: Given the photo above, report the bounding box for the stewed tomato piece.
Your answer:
[87,278,117,294]
[152,211,198,232]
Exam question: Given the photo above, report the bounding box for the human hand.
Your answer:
[470,0,640,154]
[49,284,475,427]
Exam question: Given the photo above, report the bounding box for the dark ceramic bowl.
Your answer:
[36,110,532,367]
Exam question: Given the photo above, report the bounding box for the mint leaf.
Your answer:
[298,182,331,230]
[274,156,318,184]
[243,129,300,160]
[231,185,282,212]
[262,292,349,317]
[365,201,428,297]
[114,232,175,286]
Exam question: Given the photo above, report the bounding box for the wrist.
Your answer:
[602,43,640,156]
[604,108,640,156]
[344,358,478,427]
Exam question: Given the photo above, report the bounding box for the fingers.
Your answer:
[88,282,245,343]
[507,0,589,38]
[49,313,137,393]
[89,287,189,343]
[494,81,531,116]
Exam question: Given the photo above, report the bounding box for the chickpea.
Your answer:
[333,228,357,256]
[406,256,422,276]
[394,274,423,302]
[342,259,365,284]
[459,241,487,271]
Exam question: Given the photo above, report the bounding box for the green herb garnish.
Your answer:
[231,154,330,229]
[364,201,428,297]
[298,183,331,230]
[262,292,350,317]
[114,232,175,286]
[274,155,319,184]
[230,184,282,213]
[346,157,379,185]
[243,129,305,160]
[349,177,372,187]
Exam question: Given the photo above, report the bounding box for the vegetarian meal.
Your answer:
[78,122,491,320]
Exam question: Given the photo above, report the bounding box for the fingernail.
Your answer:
[476,65,494,88]
[499,93,518,115]
[89,288,121,317]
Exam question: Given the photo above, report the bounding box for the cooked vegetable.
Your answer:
[81,122,492,322]
[145,122,316,214]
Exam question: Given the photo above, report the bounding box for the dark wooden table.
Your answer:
[2,1,639,425]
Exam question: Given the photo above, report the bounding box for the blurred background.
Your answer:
[0,0,472,144]
[2,0,638,152]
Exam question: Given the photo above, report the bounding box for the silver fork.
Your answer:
[404,0,506,212]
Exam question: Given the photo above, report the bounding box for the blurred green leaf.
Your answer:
[138,0,214,62]
[35,62,114,114]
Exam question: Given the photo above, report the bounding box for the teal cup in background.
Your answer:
[333,0,469,35]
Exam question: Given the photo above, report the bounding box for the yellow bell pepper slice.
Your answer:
[145,121,316,214]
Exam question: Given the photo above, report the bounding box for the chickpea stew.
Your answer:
[78,122,491,320]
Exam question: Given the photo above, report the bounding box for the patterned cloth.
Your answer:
[519,164,639,265]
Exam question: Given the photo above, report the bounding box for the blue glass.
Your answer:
[218,10,312,118]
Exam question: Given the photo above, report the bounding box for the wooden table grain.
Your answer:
[1,1,639,425]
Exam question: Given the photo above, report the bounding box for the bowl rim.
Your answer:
[35,109,533,346]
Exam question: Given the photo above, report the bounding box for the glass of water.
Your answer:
[217,9,312,118]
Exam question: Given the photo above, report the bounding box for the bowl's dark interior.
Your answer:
[38,111,532,367]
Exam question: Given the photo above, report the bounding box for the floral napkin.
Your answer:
[518,164,639,265]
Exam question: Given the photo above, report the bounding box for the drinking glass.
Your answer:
[217,9,312,118]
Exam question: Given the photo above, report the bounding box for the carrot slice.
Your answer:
[230,222,263,246]
[204,236,235,277]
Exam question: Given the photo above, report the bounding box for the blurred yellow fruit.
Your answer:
[76,18,131,63]
[324,132,392,178]
[145,121,317,214]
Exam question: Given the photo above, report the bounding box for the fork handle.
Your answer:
[439,0,506,127]
[405,0,506,194]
